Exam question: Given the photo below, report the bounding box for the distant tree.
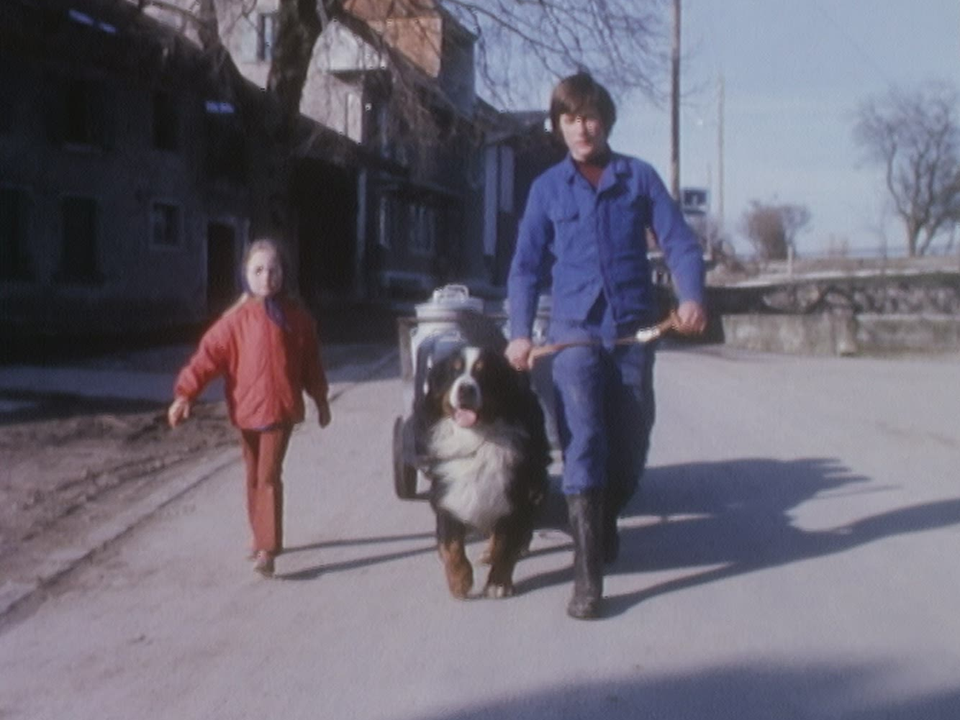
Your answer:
[854,82,960,257]
[740,201,810,261]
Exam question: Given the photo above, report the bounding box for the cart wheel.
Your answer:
[393,416,418,500]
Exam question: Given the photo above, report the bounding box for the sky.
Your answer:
[613,0,960,256]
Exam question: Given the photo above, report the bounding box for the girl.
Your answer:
[168,238,332,577]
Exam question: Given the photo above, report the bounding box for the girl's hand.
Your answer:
[167,396,192,428]
[317,399,332,428]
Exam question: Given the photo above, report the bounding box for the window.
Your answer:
[59,197,99,283]
[56,78,112,148]
[151,202,181,248]
[204,101,246,181]
[379,196,438,255]
[64,79,96,145]
[257,13,278,61]
[344,92,362,141]
[0,76,18,134]
[63,80,93,144]
[378,195,395,249]
[0,188,32,280]
[409,204,437,256]
[153,90,179,151]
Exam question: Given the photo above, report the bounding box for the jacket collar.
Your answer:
[561,152,630,189]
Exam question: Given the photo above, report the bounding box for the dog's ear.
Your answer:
[513,366,534,391]
[414,356,444,422]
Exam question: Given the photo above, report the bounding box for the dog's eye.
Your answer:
[453,358,464,372]
[474,359,484,372]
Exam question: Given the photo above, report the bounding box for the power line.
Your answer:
[808,0,895,87]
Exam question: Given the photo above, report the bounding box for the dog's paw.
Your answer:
[483,582,515,599]
[445,563,474,599]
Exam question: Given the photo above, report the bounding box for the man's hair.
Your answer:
[549,72,617,139]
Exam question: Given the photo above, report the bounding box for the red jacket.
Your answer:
[174,297,329,430]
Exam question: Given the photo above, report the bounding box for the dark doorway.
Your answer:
[206,222,237,316]
[294,160,358,307]
[59,196,99,283]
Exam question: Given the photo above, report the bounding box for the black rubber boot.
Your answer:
[566,491,604,619]
[602,487,628,564]
[602,499,620,564]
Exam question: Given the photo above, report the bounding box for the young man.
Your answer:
[506,72,706,619]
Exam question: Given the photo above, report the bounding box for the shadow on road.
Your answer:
[517,457,960,616]
[276,531,436,581]
[399,662,960,720]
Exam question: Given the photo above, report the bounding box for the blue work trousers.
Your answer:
[552,342,656,503]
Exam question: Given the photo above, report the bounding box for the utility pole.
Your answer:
[670,0,681,200]
[717,72,725,228]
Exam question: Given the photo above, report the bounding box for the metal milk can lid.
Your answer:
[414,284,484,321]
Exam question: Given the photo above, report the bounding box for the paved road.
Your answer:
[1,346,959,719]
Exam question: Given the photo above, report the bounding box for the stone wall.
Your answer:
[711,271,960,356]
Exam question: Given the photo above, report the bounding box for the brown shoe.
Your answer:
[249,546,282,560]
[253,551,275,577]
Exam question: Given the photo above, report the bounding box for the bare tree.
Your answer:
[127,0,673,246]
[458,0,669,107]
[136,0,670,129]
[854,81,960,257]
[740,200,810,262]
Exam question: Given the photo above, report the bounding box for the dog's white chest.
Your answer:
[428,419,527,532]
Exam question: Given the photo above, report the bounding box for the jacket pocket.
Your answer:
[547,206,579,224]
[548,206,582,261]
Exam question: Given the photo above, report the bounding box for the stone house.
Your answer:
[0,0,255,335]
[0,0,362,337]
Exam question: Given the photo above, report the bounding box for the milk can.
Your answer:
[394,285,492,499]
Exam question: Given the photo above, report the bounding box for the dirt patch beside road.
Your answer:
[0,392,235,561]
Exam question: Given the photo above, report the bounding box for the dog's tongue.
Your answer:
[454,408,477,428]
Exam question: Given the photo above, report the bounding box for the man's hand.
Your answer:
[505,337,534,371]
[675,300,707,335]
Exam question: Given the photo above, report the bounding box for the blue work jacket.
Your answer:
[508,152,705,341]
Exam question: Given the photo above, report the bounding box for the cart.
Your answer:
[392,285,555,500]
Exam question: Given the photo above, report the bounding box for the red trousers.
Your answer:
[239,426,292,555]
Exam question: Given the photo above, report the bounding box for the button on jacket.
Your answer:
[508,153,705,341]
[174,298,328,430]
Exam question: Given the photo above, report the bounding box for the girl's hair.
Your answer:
[241,238,288,280]
[221,237,289,317]
[549,72,617,140]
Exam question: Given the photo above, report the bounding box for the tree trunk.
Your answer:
[906,221,919,257]
[267,0,324,137]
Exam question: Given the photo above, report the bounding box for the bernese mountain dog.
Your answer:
[416,343,550,599]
